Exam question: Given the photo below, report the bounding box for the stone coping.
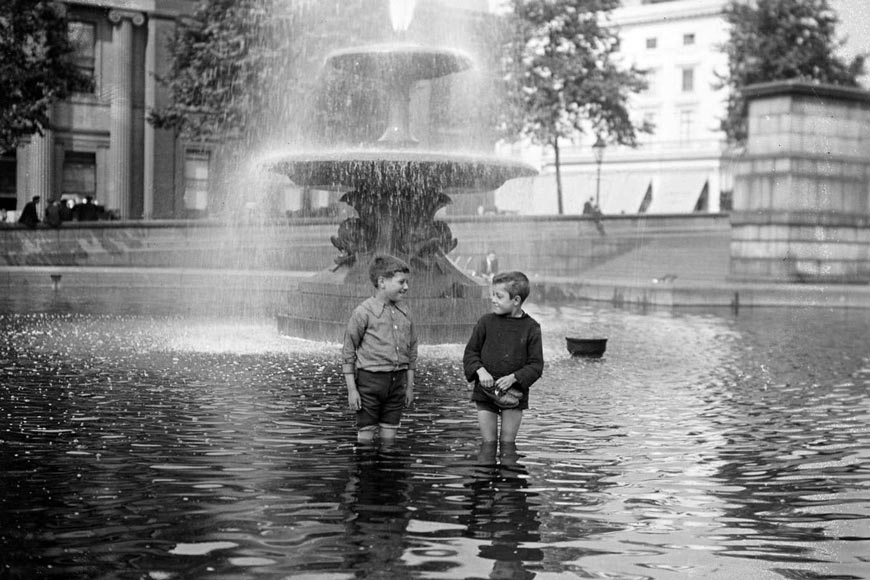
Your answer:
[4,266,870,311]
[0,212,729,230]
[743,80,870,105]
[731,210,870,227]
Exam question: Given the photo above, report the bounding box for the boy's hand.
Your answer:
[347,388,361,411]
[495,373,517,393]
[476,368,494,388]
[404,384,414,407]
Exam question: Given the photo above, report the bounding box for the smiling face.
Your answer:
[491,283,521,316]
[379,272,409,303]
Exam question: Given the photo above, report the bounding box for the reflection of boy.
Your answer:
[463,271,543,443]
[342,255,417,443]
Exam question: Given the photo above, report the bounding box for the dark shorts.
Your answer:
[356,369,407,428]
[475,400,526,414]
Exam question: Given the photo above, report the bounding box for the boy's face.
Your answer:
[491,283,520,315]
[379,272,409,303]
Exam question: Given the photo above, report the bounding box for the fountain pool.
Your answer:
[1,292,869,579]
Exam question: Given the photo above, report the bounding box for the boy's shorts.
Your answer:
[476,400,508,414]
[356,369,407,428]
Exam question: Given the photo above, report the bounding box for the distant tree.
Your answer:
[499,0,650,214]
[149,0,389,145]
[720,0,866,144]
[149,0,296,142]
[0,0,90,152]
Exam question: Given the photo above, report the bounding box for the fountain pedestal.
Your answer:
[266,44,536,344]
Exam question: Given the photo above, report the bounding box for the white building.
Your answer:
[497,0,735,215]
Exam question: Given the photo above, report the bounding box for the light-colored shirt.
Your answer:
[342,297,417,374]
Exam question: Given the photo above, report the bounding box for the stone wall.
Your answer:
[0,213,728,278]
[731,81,870,283]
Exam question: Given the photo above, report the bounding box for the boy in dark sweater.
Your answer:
[463,271,544,444]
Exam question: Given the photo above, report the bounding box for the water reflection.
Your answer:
[343,447,414,577]
[463,443,542,580]
[1,303,869,579]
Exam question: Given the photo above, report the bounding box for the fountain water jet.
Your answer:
[265,8,536,343]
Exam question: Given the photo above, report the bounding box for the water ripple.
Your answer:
[1,306,868,579]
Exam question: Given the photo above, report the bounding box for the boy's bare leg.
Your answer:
[379,425,398,441]
[499,409,523,443]
[477,409,499,442]
[477,441,497,465]
[499,440,519,465]
[357,425,377,444]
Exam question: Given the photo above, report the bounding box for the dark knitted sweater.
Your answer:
[463,312,544,409]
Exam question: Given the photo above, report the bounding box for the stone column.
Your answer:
[143,16,157,219]
[107,9,145,219]
[26,128,54,211]
[730,81,870,283]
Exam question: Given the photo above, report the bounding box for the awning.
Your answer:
[647,171,710,214]
[596,173,653,215]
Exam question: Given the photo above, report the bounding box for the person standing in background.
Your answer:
[18,196,40,228]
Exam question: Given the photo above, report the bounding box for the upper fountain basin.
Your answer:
[326,43,473,82]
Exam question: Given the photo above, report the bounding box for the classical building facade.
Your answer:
[497,0,735,215]
[2,0,200,220]
[0,0,504,221]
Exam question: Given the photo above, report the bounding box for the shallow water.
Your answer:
[1,301,869,579]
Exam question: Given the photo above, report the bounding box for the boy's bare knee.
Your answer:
[379,423,399,440]
[357,425,377,443]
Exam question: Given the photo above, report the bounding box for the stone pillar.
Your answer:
[143,16,157,220]
[107,10,145,219]
[26,127,54,212]
[730,81,870,283]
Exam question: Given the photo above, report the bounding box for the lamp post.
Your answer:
[592,135,606,209]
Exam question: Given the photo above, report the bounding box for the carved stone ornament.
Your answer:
[108,10,146,27]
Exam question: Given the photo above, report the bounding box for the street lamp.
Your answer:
[592,135,606,209]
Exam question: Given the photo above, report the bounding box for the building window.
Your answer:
[644,68,658,96]
[62,151,96,202]
[184,151,210,212]
[642,112,657,141]
[0,152,16,211]
[681,67,695,92]
[679,109,694,144]
[683,33,695,45]
[68,21,96,89]
[645,37,657,50]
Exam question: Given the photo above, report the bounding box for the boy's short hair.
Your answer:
[492,271,530,302]
[368,254,410,287]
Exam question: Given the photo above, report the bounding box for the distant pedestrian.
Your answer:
[583,197,594,215]
[591,202,605,236]
[74,196,100,221]
[18,196,40,228]
[463,271,544,445]
[59,199,74,222]
[476,250,499,282]
[342,254,417,444]
[45,199,62,228]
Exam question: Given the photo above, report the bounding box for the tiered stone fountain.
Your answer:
[266,14,535,343]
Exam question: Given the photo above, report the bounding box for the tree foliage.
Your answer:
[0,0,90,152]
[499,0,650,213]
[720,0,866,144]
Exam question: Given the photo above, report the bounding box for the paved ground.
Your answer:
[580,229,731,284]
